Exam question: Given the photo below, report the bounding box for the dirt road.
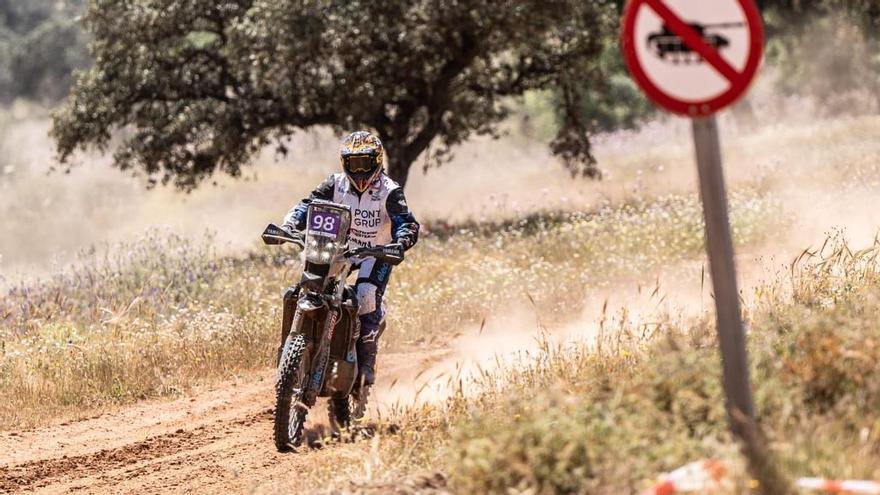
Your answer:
[0,351,446,495]
[0,269,735,495]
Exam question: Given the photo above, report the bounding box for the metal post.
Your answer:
[691,115,754,428]
[692,116,790,494]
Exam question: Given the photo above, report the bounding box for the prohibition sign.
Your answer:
[621,0,764,116]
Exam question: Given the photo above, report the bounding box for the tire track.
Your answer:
[0,353,436,494]
[0,409,269,492]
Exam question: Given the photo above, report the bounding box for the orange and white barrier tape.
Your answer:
[641,459,727,495]
[796,478,880,494]
[642,459,880,494]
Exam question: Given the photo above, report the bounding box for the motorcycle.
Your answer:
[261,199,403,452]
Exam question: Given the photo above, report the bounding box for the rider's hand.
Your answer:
[280,224,300,237]
[344,246,366,259]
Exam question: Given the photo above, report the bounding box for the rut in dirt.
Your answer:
[0,409,270,492]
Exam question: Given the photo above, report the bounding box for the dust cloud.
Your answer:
[2,86,878,276]
[372,92,880,412]
[1,79,879,408]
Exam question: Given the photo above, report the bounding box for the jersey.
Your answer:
[283,172,419,251]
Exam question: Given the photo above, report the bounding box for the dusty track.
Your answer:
[0,257,774,495]
[0,351,444,494]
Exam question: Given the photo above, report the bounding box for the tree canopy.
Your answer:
[53,0,618,189]
[760,0,880,113]
[0,0,89,104]
[43,0,880,189]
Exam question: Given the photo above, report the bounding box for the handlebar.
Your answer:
[261,223,404,265]
[343,244,405,265]
[261,224,305,248]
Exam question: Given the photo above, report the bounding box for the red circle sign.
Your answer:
[621,0,764,116]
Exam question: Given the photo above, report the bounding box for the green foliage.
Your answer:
[574,40,655,133]
[0,0,89,103]
[52,0,618,190]
[760,0,880,37]
[523,40,655,139]
[762,0,880,113]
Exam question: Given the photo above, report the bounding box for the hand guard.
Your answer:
[344,243,405,265]
[381,243,405,266]
[280,223,300,237]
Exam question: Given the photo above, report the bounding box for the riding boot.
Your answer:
[356,337,377,386]
[354,314,380,395]
[351,320,378,421]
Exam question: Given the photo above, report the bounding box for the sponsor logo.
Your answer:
[361,327,379,343]
[375,263,390,282]
[353,208,382,228]
[310,364,324,389]
[309,312,338,390]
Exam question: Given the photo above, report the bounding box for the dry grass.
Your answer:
[0,231,282,426]
[0,188,779,429]
[311,236,880,494]
[2,107,880,492]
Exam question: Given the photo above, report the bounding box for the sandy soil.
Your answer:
[0,251,784,494]
[0,350,446,495]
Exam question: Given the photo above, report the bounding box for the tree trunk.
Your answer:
[383,145,414,187]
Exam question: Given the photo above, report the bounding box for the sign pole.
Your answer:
[691,115,754,429]
[622,1,789,490]
[692,115,790,494]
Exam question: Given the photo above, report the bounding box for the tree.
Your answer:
[760,0,880,113]
[52,0,616,190]
[759,0,880,35]
[0,0,89,104]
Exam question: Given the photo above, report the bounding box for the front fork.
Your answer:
[277,285,340,407]
[302,308,338,407]
[277,285,300,366]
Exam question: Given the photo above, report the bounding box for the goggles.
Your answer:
[343,154,377,174]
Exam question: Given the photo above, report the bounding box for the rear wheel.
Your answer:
[352,382,371,421]
[328,394,352,435]
[328,376,372,439]
[274,333,309,452]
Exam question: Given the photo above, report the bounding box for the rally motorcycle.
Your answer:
[261,200,403,452]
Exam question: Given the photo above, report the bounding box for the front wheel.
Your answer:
[274,333,309,452]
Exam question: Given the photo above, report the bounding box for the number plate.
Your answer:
[308,211,341,237]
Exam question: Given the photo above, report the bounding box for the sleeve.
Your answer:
[386,187,420,251]
[282,175,335,230]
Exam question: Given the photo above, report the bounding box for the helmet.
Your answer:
[340,131,384,193]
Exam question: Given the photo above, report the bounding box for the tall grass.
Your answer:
[320,236,880,494]
[0,190,779,429]
[0,230,283,426]
[388,189,776,345]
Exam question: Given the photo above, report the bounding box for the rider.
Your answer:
[281,130,419,397]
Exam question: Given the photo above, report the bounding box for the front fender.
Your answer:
[298,293,326,313]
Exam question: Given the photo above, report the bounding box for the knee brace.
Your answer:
[356,283,378,316]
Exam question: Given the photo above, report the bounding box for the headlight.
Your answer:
[306,239,337,264]
[321,242,336,261]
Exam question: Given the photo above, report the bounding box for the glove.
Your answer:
[280,223,299,237]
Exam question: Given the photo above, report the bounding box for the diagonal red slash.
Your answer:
[643,0,742,83]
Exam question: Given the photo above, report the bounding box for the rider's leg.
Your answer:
[354,259,392,386]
